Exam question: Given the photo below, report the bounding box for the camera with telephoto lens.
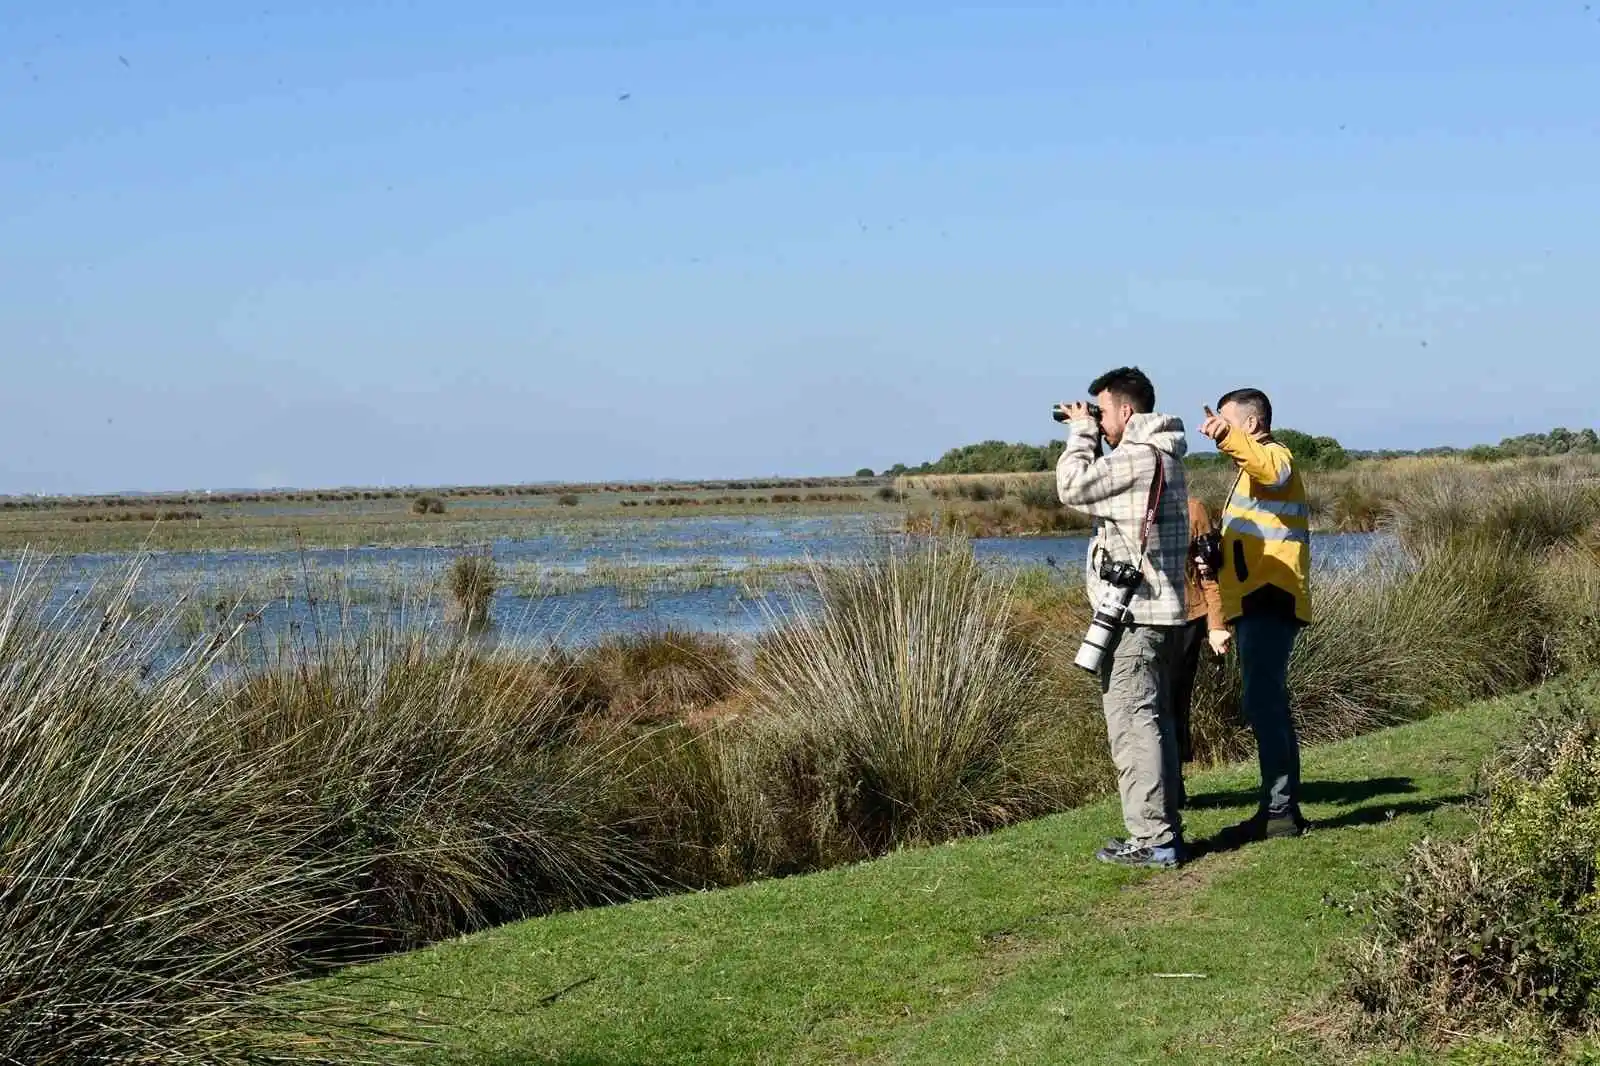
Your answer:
[1191,531,1222,580]
[1052,402,1103,425]
[1073,558,1143,673]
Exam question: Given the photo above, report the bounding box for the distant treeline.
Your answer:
[1348,427,1600,462]
[881,426,1600,477]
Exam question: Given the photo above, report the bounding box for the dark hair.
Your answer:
[1087,366,1156,414]
[1217,388,1273,429]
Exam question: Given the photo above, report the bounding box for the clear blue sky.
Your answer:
[3,1,1597,493]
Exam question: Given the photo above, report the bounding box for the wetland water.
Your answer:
[0,515,1380,646]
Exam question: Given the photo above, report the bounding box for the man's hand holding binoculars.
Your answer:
[1053,402,1102,425]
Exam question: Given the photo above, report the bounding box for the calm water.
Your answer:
[0,515,1381,647]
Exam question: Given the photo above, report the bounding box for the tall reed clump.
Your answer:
[0,565,381,1064]
[748,540,1064,858]
[618,720,807,888]
[1392,471,1600,558]
[224,629,649,949]
[445,552,498,627]
[0,559,654,1062]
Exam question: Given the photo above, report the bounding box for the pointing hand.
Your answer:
[1200,405,1230,444]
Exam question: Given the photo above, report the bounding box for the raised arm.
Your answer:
[1217,428,1293,489]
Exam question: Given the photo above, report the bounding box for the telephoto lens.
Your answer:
[1074,560,1142,673]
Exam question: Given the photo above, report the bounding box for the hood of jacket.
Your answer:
[1118,412,1189,458]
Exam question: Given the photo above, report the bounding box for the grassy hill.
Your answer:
[349,680,1600,1065]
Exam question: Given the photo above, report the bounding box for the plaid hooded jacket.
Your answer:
[1055,412,1191,627]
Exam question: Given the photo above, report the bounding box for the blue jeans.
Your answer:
[1235,612,1301,817]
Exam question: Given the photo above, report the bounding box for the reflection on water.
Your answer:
[0,515,1383,648]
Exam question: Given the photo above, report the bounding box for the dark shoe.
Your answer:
[1095,839,1182,869]
[1225,809,1307,844]
[1265,810,1308,839]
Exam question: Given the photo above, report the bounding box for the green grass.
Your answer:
[350,680,1600,1065]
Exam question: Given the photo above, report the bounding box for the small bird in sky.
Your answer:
[617,92,631,102]
[118,55,130,67]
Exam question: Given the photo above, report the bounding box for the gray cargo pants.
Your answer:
[1100,623,1184,848]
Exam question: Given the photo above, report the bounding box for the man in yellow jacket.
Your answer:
[1200,388,1312,840]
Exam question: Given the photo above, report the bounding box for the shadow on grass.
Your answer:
[1189,793,1474,861]
[1185,775,1420,811]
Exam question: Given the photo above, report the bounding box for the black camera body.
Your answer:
[1096,557,1143,589]
[1076,557,1144,672]
[1052,402,1103,424]
[1191,532,1223,579]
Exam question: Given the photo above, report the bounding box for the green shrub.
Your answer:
[1015,476,1059,511]
[1347,681,1600,1042]
[411,494,446,516]
[1275,428,1351,470]
[558,493,581,506]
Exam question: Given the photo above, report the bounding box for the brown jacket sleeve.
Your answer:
[1187,496,1227,631]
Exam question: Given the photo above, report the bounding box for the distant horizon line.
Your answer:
[4,424,1594,500]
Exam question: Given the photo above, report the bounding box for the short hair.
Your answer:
[1087,366,1156,414]
[1217,388,1273,429]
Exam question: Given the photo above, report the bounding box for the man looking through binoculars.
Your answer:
[1054,367,1191,869]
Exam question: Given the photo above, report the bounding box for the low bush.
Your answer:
[1346,680,1600,1043]
[1014,475,1059,510]
[411,494,446,516]
[562,629,742,724]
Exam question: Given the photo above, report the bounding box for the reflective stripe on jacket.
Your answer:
[1217,430,1313,624]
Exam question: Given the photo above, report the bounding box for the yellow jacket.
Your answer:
[1217,429,1313,625]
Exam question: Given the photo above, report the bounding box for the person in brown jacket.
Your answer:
[1166,496,1230,809]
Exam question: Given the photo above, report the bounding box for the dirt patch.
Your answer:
[1091,855,1235,931]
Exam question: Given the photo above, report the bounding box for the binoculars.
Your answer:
[1052,403,1103,424]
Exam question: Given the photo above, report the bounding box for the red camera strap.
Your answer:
[1138,446,1166,555]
